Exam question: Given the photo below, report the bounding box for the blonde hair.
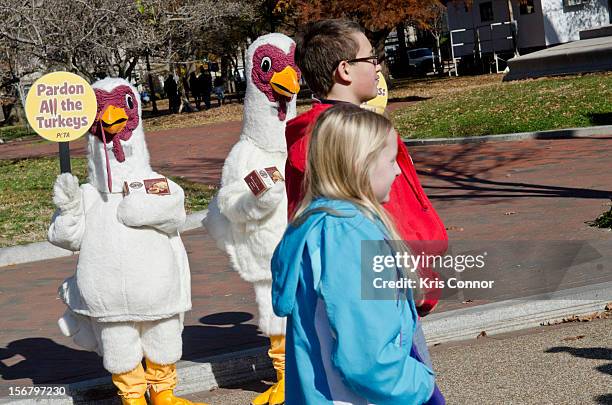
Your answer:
[293,103,422,298]
[293,103,393,232]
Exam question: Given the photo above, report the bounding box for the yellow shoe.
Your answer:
[149,389,208,405]
[112,365,147,405]
[120,397,147,405]
[251,335,285,405]
[251,384,274,405]
[251,377,285,405]
[268,376,285,405]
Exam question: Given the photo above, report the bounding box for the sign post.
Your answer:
[24,72,97,173]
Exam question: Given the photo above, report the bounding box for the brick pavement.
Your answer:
[0,121,242,185]
[0,114,611,392]
[0,228,266,394]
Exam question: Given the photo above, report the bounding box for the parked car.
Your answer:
[408,48,435,75]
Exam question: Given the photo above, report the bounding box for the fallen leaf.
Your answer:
[562,335,585,341]
[542,309,612,326]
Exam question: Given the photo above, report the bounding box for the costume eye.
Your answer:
[261,57,272,73]
[125,94,134,109]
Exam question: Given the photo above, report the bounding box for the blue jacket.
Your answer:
[272,198,436,405]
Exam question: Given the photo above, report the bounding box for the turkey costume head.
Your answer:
[242,33,300,152]
[88,78,152,193]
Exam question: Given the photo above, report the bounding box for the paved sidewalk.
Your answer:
[186,318,612,404]
[0,228,267,396]
[0,119,611,396]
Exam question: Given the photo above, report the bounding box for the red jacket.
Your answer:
[285,101,448,316]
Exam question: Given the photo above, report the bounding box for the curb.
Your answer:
[2,284,609,404]
[0,210,208,269]
[421,281,612,344]
[0,346,274,405]
[402,124,612,146]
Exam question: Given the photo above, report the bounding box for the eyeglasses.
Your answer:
[346,54,381,66]
[335,54,381,69]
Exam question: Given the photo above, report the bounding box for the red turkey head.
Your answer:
[250,40,301,121]
[89,84,140,163]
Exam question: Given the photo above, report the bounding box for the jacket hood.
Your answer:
[271,198,360,317]
[285,102,331,152]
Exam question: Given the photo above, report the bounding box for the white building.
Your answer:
[445,0,611,58]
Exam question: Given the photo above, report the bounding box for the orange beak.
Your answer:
[270,66,300,97]
[99,105,128,135]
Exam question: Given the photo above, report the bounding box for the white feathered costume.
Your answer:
[205,33,300,336]
[204,34,300,405]
[49,78,191,377]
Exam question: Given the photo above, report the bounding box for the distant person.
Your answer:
[182,75,190,99]
[213,75,225,107]
[164,74,179,113]
[199,68,212,110]
[189,71,200,109]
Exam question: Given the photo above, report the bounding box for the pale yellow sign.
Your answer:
[25,71,97,142]
[362,72,388,115]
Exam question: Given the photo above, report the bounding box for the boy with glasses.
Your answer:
[286,20,447,312]
[282,18,448,383]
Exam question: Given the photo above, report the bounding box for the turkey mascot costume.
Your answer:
[204,33,300,405]
[48,78,206,405]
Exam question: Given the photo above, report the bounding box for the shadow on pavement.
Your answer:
[414,142,612,202]
[182,311,268,361]
[0,312,268,389]
[0,337,104,385]
[197,312,273,394]
[545,346,612,377]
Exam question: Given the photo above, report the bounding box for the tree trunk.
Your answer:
[396,22,408,75]
[124,55,139,79]
[434,33,443,75]
[507,0,520,57]
[366,28,392,86]
[241,46,247,75]
[146,51,158,114]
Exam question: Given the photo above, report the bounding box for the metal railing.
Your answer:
[450,20,517,75]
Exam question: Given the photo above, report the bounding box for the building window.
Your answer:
[520,0,536,14]
[480,2,494,22]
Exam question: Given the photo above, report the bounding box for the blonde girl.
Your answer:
[271,103,444,405]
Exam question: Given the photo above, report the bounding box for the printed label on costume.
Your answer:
[244,166,282,197]
[265,167,284,182]
[25,71,97,142]
[123,178,170,196]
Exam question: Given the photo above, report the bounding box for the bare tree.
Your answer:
[0,0,157,80]
[0,0,258,80]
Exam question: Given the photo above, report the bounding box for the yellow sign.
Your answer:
[25,72,97,142]
[362,72,388,115]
